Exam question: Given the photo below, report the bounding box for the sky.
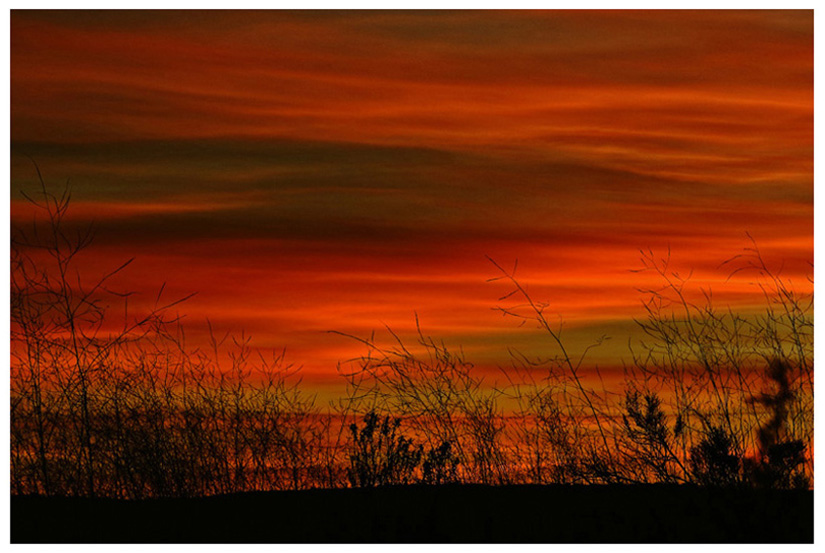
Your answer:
[9,10,813,390]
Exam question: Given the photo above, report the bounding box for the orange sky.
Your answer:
[10,10,813,390]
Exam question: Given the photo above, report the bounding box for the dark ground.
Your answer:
[11,484,813,543]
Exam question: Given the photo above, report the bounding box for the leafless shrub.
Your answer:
[628,244,812,487]
[10,173,324,498]
[11,169,811,494]
[489,245,812,488]
[334,322,510,484]
[488,258,619,484]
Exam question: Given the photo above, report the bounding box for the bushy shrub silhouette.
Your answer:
[745,440,809,490]
[620,389,685,483]
[746,359,810,489]
[422,440,460,485]
[690,425,742,487]
[762,441,809,489]
[346,411,423,487]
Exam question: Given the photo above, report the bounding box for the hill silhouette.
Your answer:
[12,484,812,543]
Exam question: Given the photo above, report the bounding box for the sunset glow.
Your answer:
[10,9,812,386]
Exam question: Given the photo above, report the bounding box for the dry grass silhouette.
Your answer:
[10,175,813,497]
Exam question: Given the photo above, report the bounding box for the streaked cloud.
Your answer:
[10,10,812,380]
